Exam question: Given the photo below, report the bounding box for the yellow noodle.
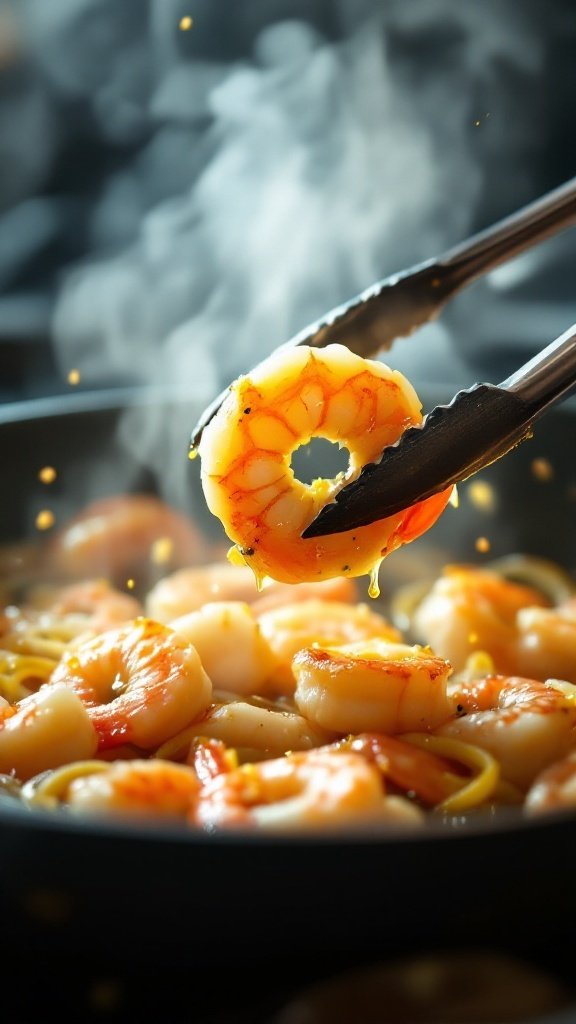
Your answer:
[21,760,110,808]
[0,650,58,702]
[401,733,500,813]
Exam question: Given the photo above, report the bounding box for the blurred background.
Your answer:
[1,0,575,402]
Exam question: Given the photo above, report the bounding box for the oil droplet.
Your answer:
[449,486,459,509]
[475,536,491,553]
[468,632,479,644]
[367,560,382,599]
[531,457,554,482]
[126,578,135,590]
[467,479,496,512]
[67,656,80,672]
[67,369,80,386]
[38,466,57,485]
[188,446,198,460]
[179,15,193,30]
[150,537,174,565]
[35,509,55,531]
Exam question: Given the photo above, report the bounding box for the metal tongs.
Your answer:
[191,176,576,536]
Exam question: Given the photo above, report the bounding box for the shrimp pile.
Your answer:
[2,343,576,831]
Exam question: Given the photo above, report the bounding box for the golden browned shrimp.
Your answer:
[438,675,576,789]
[144,561,358,622]
[193,748,422,831]
[524,751,576,815]
[412,565,550,674]
[63,759,201,820]
[50,618,212,751]
[257,599,401,694]
[30,578,143,635]
[0,684,98,781]
[197,344,452,589]
[45,493,204,586]
[293,638,453,735]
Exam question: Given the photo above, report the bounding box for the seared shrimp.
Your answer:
[63,759,201,820]
[412,565,550,674]
[514,599,576,685]
[145,561,358,622]
[29,578,143,635]
[50,618,212,750]
[438,675,576,789]
[193,748,422,831]
[169,601,277,694]
[293,638,453,735]
[0,684,98,781]
[525,751,576,815]
[46,493,204,586]
[257,599,401,695]
[198,344,452,589]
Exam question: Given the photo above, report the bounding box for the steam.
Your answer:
[16,1,571,510]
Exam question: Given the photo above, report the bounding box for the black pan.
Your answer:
[1,388,575,1018]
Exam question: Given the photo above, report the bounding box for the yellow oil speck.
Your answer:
[531,457,554,482]
[474,119,481,127]
[126,578,135,590]
[150,536,174,565]
[468,632,479,644]
[35,509,55,531]
[188,446,198,460]
[67,369,80,386]
[179,15,193,30]
[475,536,491,553]
[38,466,57,485]
[467,479,496,512]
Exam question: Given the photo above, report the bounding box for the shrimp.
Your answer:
[157,697,333,761]
[193,748,422,831]
[293,638,453,735]
[197,344,453,588]
[524,751,576,815]
[28,578,143,635]
[514,599,576,685]
[0,684,98,781]
[169,601,278,694]
[144,561,358,623]
[45,493,204,587]
[412,564,550,674]
[257,599,401,695]
[63,759,201,820]
[50,617,212,750]
[437,675,576,789]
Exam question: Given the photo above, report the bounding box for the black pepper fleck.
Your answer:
[244,407,251,415]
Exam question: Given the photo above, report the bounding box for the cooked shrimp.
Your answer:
[145,561,358,622]
[257,599,401,695]
[50,617,212,750]
[63,759,201,820]
[438,675,576,789]
[28,578,143,635]
[169,601,277,694]
[0,684,98,781]
[197,344,452,589]
[293,638,453,735]
[514,599,576,685]
[158,697,333,761]
[524,751,576,815]
[412,564,550,673]
[193,748,422,831]
[45,493,204,586]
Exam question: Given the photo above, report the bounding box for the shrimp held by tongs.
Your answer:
[191,176,576,537]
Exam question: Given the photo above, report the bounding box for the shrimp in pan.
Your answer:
[193,748,422,831]
[524,751,576,816]
[438,675,576,789]
[198,344,453,588]
[293,638,453,735]
[50,618,212,750]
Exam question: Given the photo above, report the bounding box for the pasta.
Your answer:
[1,489,575,831]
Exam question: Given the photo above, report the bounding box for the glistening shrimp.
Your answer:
[197,344,453,590]
[50,617,212,750]
[437,675,576,789]
[293,638,453,735]
[192,748,423,831]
